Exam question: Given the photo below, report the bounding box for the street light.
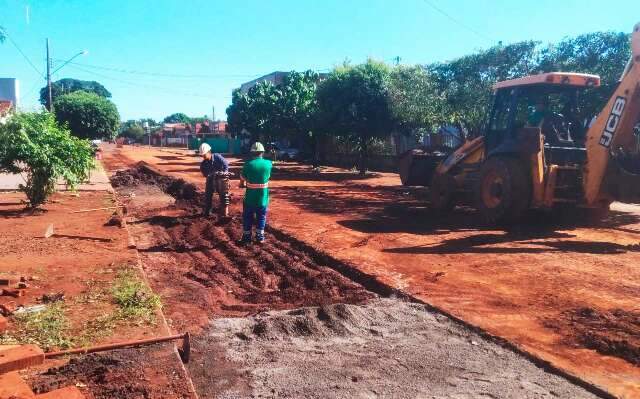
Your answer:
[52,50,88,75]
[45,38,88,111]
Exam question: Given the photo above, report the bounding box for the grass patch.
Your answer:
[0,268,161,350]
[0,303,72,351]
[111,269,161,325]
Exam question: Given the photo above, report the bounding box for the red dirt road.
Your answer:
[103,145,640,398]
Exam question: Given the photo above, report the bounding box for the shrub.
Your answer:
[0,111,94,207]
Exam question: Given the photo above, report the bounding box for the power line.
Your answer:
[421,0,495,44]
[1,27,44,78]
[60,60,259,80]
[65,63,231,100]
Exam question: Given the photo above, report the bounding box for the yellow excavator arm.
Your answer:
[584,22,640,205]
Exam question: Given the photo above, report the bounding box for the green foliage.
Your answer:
[317,60,394,174]
[535,31,631,120]
[226,70,321,146]
[426,41,539,136]
[54,91,120,140]
[389,65,445,137]
[111,269,161,323]
[0,303,73,351]
[163,112,191,124]
[119,119,146,141]
[226,89,253,135]
[39,78,111,107]
[0,112,94,207]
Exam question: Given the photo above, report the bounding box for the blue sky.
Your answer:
[1,0,638,121]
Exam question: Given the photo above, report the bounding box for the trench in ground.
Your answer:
[34,164,612,399]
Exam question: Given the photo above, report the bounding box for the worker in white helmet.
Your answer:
[199,142,229,217]
[239,142,272,243]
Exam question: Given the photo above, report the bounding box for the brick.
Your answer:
[0,345,45,374]
[0,303,17,316]
[0,277,17,287]
[0,315,7,332]
[35,386,85,399]
[1,289,24,298]
[0,371,35,398]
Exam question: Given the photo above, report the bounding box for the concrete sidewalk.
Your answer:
[0,162,112,192]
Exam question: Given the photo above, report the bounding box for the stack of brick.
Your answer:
[0,345,85,399]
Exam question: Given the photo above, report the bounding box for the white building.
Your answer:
[0,78,20,109]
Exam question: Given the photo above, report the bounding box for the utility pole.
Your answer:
[46,38,53,111]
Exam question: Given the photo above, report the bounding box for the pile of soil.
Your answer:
[111,164,201,204]
[189,299,599,399]
[559,307,640,366]
[111,166,376,331]
[30,345,192,399]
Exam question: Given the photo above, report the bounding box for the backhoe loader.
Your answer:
[400,22,640,223]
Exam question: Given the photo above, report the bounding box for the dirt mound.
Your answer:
[111,164,201,203]
[30,345,192,399]
[247,303,383,340]
[111,166,375,332]
[555,307,640,366]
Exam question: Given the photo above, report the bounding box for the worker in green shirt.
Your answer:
[239,142,272,244]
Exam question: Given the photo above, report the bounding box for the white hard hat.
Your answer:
[199,143,211,155]
[250,142,265,152]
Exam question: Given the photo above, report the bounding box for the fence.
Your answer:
[189,136,242,155]
[321,153,398,173]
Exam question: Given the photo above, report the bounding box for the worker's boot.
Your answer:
[256,230,265,244]
[239,231,252,245]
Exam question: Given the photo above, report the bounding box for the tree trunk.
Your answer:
[358,137,368,176]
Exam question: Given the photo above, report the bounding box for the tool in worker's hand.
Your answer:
[45,332,191,363]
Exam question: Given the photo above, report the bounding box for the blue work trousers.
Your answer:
[242,205,267,235]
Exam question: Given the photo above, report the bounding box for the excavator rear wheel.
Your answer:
[475,157,531,224]
[430,173,457,212]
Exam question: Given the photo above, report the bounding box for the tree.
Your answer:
[426,41,539,136]
[226,82,281,142]
[0,112,94,208]
[535,31,631,121]
[39,78,111,107]
[317,60,394,174]
[119,120,145,141]
[53,91,120,140]
[226,89,252,135]
[388,65,446,137]
[163,113,191,124]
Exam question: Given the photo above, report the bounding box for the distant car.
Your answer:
[277,147,300,161]
[265,143,300,161]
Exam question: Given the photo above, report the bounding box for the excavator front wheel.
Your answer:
[430,173,457,212]
[475,157,531,224]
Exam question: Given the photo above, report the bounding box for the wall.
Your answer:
[0,78,19,108]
